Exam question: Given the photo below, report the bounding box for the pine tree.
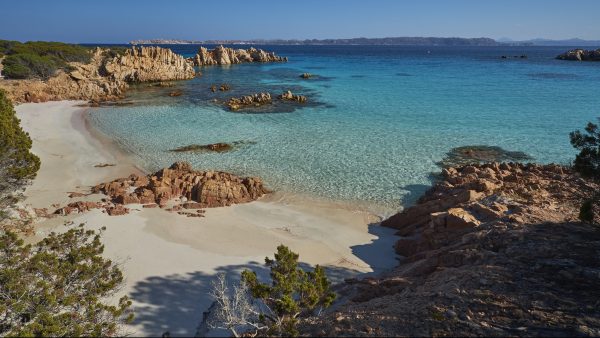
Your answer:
[0,225,133,336]
[241,245,335,336]
[570,119,600,179]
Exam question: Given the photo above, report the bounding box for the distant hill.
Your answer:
[130,37,502,46]
[500,38,600,46]
[130,37,600,47]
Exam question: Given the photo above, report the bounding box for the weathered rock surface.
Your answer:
[302,162,600,336]
[0,46,195,103]
[53,200,129,216]
[103,46,195,82]
[556,48,600,61]
[279,90,307,103]
[92,161,269,208]
[227,92,272,111]
[192,45,287,66]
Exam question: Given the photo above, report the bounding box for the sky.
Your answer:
[1,0,599,43]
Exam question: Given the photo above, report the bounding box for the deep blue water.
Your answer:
[88,45,600,215]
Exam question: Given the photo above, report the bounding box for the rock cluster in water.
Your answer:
[0,46,196,103]
[556,48,600,61]
[226,92,272,111]
[303,162,600,336]
[92,161,269,208]
[192,45,287,66]
[279,90,307,103]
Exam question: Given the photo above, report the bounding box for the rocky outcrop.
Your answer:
[556,49,600,61]
[0,46,195,103]
[92,161,269,208]
[53,200,129,216]
[192,45,287,66]
[0,49,127,103]
[226,92,272,111]
[103,46,195,82]
[279,90,307,103]
[302,163,600,336]
[382,162,596,245]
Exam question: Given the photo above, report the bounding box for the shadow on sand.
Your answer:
[128,246,397,337]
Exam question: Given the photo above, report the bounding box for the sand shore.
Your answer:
[15,101,398,337]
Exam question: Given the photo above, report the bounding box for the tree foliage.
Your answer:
[0,225,133,336]
[0,40,91,79]
[570,119,600,180]
[241,245,336,336]
[0,89,40,192]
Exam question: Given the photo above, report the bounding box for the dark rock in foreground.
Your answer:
[556,49,600,61]
[302,162,600,336]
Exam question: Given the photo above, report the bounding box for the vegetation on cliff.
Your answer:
[0,226,133,336]
[0,40,91,79]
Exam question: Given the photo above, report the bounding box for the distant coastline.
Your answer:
[129,36,600,47]
[130,36,520,46]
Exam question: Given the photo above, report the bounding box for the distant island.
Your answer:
[130,36,600,46]
[131,37,508,46]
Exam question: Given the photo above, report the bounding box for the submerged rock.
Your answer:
[169,140,256,153]
[556,48,600,61]
[168,90,182,97]
[300,73,313,79]
[170,142,233,153]
[438,145,532,168]
[192,45,287,66]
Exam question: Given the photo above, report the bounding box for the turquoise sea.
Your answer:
[88,45,600,215]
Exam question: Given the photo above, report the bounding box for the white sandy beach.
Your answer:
[16,101,398,337]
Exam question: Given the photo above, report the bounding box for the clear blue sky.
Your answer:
[1,0,599,43]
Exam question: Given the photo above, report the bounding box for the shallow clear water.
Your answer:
[88,45,600,215]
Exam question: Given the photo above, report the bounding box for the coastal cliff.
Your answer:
[192,45,287,66]
[302,162,600,336]
[0,46,195,103]
[104,46,195,82]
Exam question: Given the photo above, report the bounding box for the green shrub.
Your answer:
[0,40,91,79]
[0,226,133,336]
[3,53,59,79]
[10,41,91,63]
[0,89,40,183]
[241,245,336,336]
[570,119,600,180]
